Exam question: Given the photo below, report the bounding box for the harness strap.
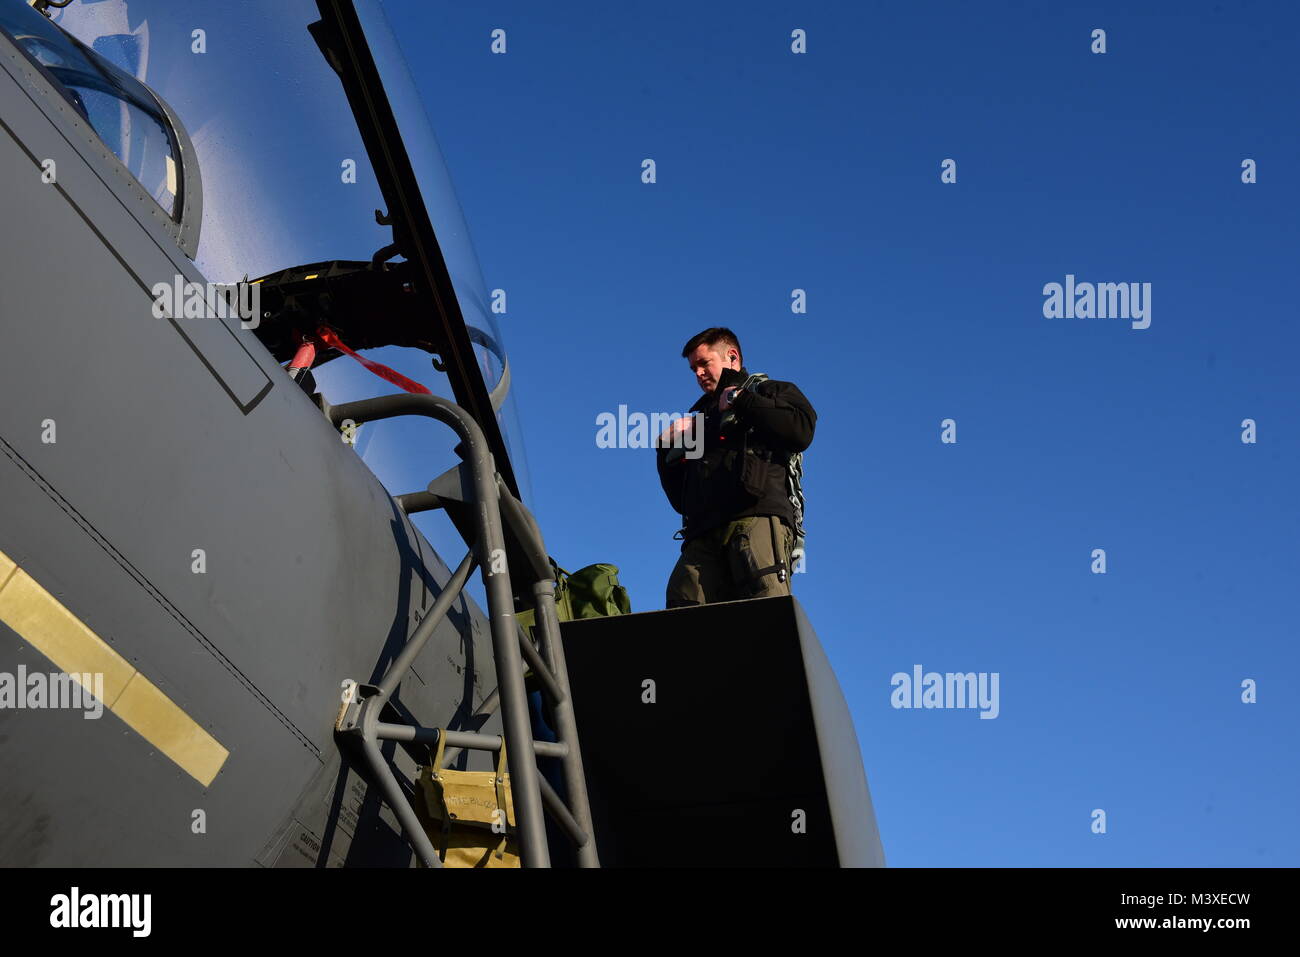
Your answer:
[315,326,433,395]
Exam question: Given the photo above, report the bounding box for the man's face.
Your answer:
[686,343,740,393]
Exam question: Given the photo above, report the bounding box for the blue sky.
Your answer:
[376,0,1299,866]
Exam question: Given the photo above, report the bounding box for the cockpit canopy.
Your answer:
[0,0,200,255]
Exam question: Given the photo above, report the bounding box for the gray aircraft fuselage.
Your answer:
[0,10,498,866]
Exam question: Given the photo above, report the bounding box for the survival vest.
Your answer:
[731,372,807,558]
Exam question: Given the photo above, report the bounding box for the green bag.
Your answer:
[516,562,631,637]
[556,563,632,620]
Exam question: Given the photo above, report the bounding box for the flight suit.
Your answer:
[657,365,815,608]
[665,513,796,606]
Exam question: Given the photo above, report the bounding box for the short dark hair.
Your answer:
[681,327,743,366]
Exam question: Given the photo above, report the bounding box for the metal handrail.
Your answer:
[326,391,597,867]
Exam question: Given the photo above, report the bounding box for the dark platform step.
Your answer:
[560,595,885,867]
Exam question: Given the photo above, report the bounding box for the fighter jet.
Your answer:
[0,0,883,867]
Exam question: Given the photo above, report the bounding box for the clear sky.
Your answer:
[379,0,1299,866]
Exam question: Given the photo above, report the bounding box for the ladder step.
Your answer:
[372,721,569,759]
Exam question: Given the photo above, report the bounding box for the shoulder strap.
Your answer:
[737,372,806,545]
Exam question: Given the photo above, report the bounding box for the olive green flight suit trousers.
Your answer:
[666,515,796,607]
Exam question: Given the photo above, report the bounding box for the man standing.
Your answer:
[656,327,816,607]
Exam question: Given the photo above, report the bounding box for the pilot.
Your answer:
[655,327,816,607]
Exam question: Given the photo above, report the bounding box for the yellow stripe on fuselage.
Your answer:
[0,548,228,787]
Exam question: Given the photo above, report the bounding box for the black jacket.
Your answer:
[656,366,816,541]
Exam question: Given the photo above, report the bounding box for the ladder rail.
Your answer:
[324,391,598,867]
[529,578,600,867]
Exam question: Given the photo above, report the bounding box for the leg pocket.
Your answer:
[725,518,788,599]
[665,552,702,608]
[667,532,729,607]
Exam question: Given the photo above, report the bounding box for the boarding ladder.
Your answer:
[326,391,598,868]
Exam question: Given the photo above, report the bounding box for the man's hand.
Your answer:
[718,386,741,411]
[657,415,695,448]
